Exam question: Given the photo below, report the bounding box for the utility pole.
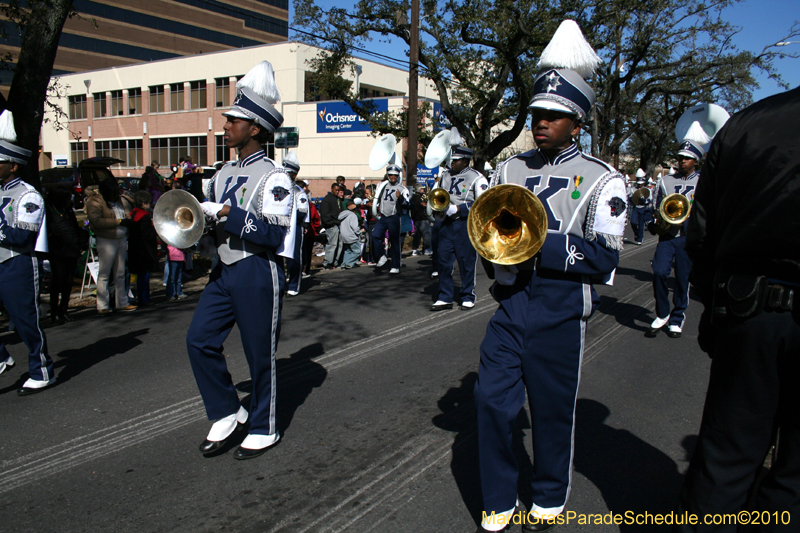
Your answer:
[406,0,419,188]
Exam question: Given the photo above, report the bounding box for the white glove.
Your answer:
[445,203,458,217]
[201,201,225,221]
[494,264,518,286]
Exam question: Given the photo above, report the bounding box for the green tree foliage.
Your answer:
[294,0,797,173]
[1,0,76,188]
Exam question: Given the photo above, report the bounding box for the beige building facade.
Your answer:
[42,41,534,195]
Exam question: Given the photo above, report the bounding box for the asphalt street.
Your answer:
[0,227,712,533]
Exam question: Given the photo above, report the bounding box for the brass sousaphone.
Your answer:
[424,129,453,217]
[153,189,206,248]
[467,184,548,265]
[368,134,399,217]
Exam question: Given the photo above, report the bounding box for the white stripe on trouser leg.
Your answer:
[31,256,48,382]
[268,252,279,436]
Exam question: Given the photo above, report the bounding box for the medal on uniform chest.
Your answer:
[571,175,583,199]
[240,188,246,205]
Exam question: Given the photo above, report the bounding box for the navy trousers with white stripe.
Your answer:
[474,270,597,515]
[652,236,692,327]
[186,253,284,435]
[286,225,304,293]
[372,214,401,269]
[436,218,477,304]
[0,254,53,381]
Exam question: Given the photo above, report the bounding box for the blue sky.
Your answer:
[290,0,799,103]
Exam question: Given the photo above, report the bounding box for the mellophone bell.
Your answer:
[425,127,490,311]
[648,103,730,338]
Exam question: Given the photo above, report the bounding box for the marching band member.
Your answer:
[473,21,627,532]
[282,150,309,296]
[0,110,55,395]
[647,124,705,338]
[188,61,296,460]
[371,165,409,274]
[430,130,488,311]
[629,168,652,245]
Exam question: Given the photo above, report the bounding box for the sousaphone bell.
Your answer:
[153,189,205,248]
[467,184,548,265]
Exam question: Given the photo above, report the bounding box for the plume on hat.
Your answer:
[237,61,281,105]
[0,110,18,143]
[449,127,464,147]
[537,20,601,79]
[635,168,646,178]
[283,150,300,170]
[682,121,711,145]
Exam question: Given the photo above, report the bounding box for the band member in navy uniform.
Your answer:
[647,125,704,338]
[372,165,409,274]
[629,168,652,245]
[430,130,488,311]
[282,150,309,296]
[473,21,627,532]
[677,87,800,533]
[187,61,297,460]
[0,110,56,394]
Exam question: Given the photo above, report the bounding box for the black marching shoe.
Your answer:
[199,422,246,456]
[199,407,248,457]
[233,433,281,460]
[17,377,57,396]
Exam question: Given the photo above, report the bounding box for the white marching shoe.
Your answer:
[649,316,668,333]
[376,255,388,267]
[0,355,14,376]
[389,268,400,274]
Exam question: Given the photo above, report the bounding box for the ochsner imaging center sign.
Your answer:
[316,99,389,133]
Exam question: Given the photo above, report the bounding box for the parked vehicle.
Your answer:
[40,157,124,208]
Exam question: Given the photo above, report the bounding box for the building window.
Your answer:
[190,80,206,110]
[70,141,88,164]
[68,95,87,120]
[128,88,142,115]
[94,139,144,167]
[110,90,124,116]
[93,93,106,118]
[215,78,230,107]
[150,136,207,167]
[215,134,230,163]
[149,85,165,113]
[170,83,184,111]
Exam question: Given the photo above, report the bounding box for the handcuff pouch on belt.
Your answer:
[725,275,768,318]
[715,274,794,319]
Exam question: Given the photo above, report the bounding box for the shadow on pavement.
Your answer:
[53,328,150,385]
[235,342,327,439]
[574,398,686,530]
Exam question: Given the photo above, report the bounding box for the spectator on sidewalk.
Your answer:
[166,244,188,301]
[320,183,343,269]
[301,181,321,277]
[45,186,87,324]
[85,178,136,314]
[338,200,362,269]
[128,191,158,306]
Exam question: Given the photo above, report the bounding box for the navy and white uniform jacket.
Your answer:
[0,177,47,261]
[655,170,699,239]
[205,151,288,264]
[375,181,409,217]
[491,143,627,280]
[435,166,489,218]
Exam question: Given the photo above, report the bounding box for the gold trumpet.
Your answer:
[428,188,451,212]
[652,193,691,235]
[467,184,548,265]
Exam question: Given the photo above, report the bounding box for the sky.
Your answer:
[289,0,800,104]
